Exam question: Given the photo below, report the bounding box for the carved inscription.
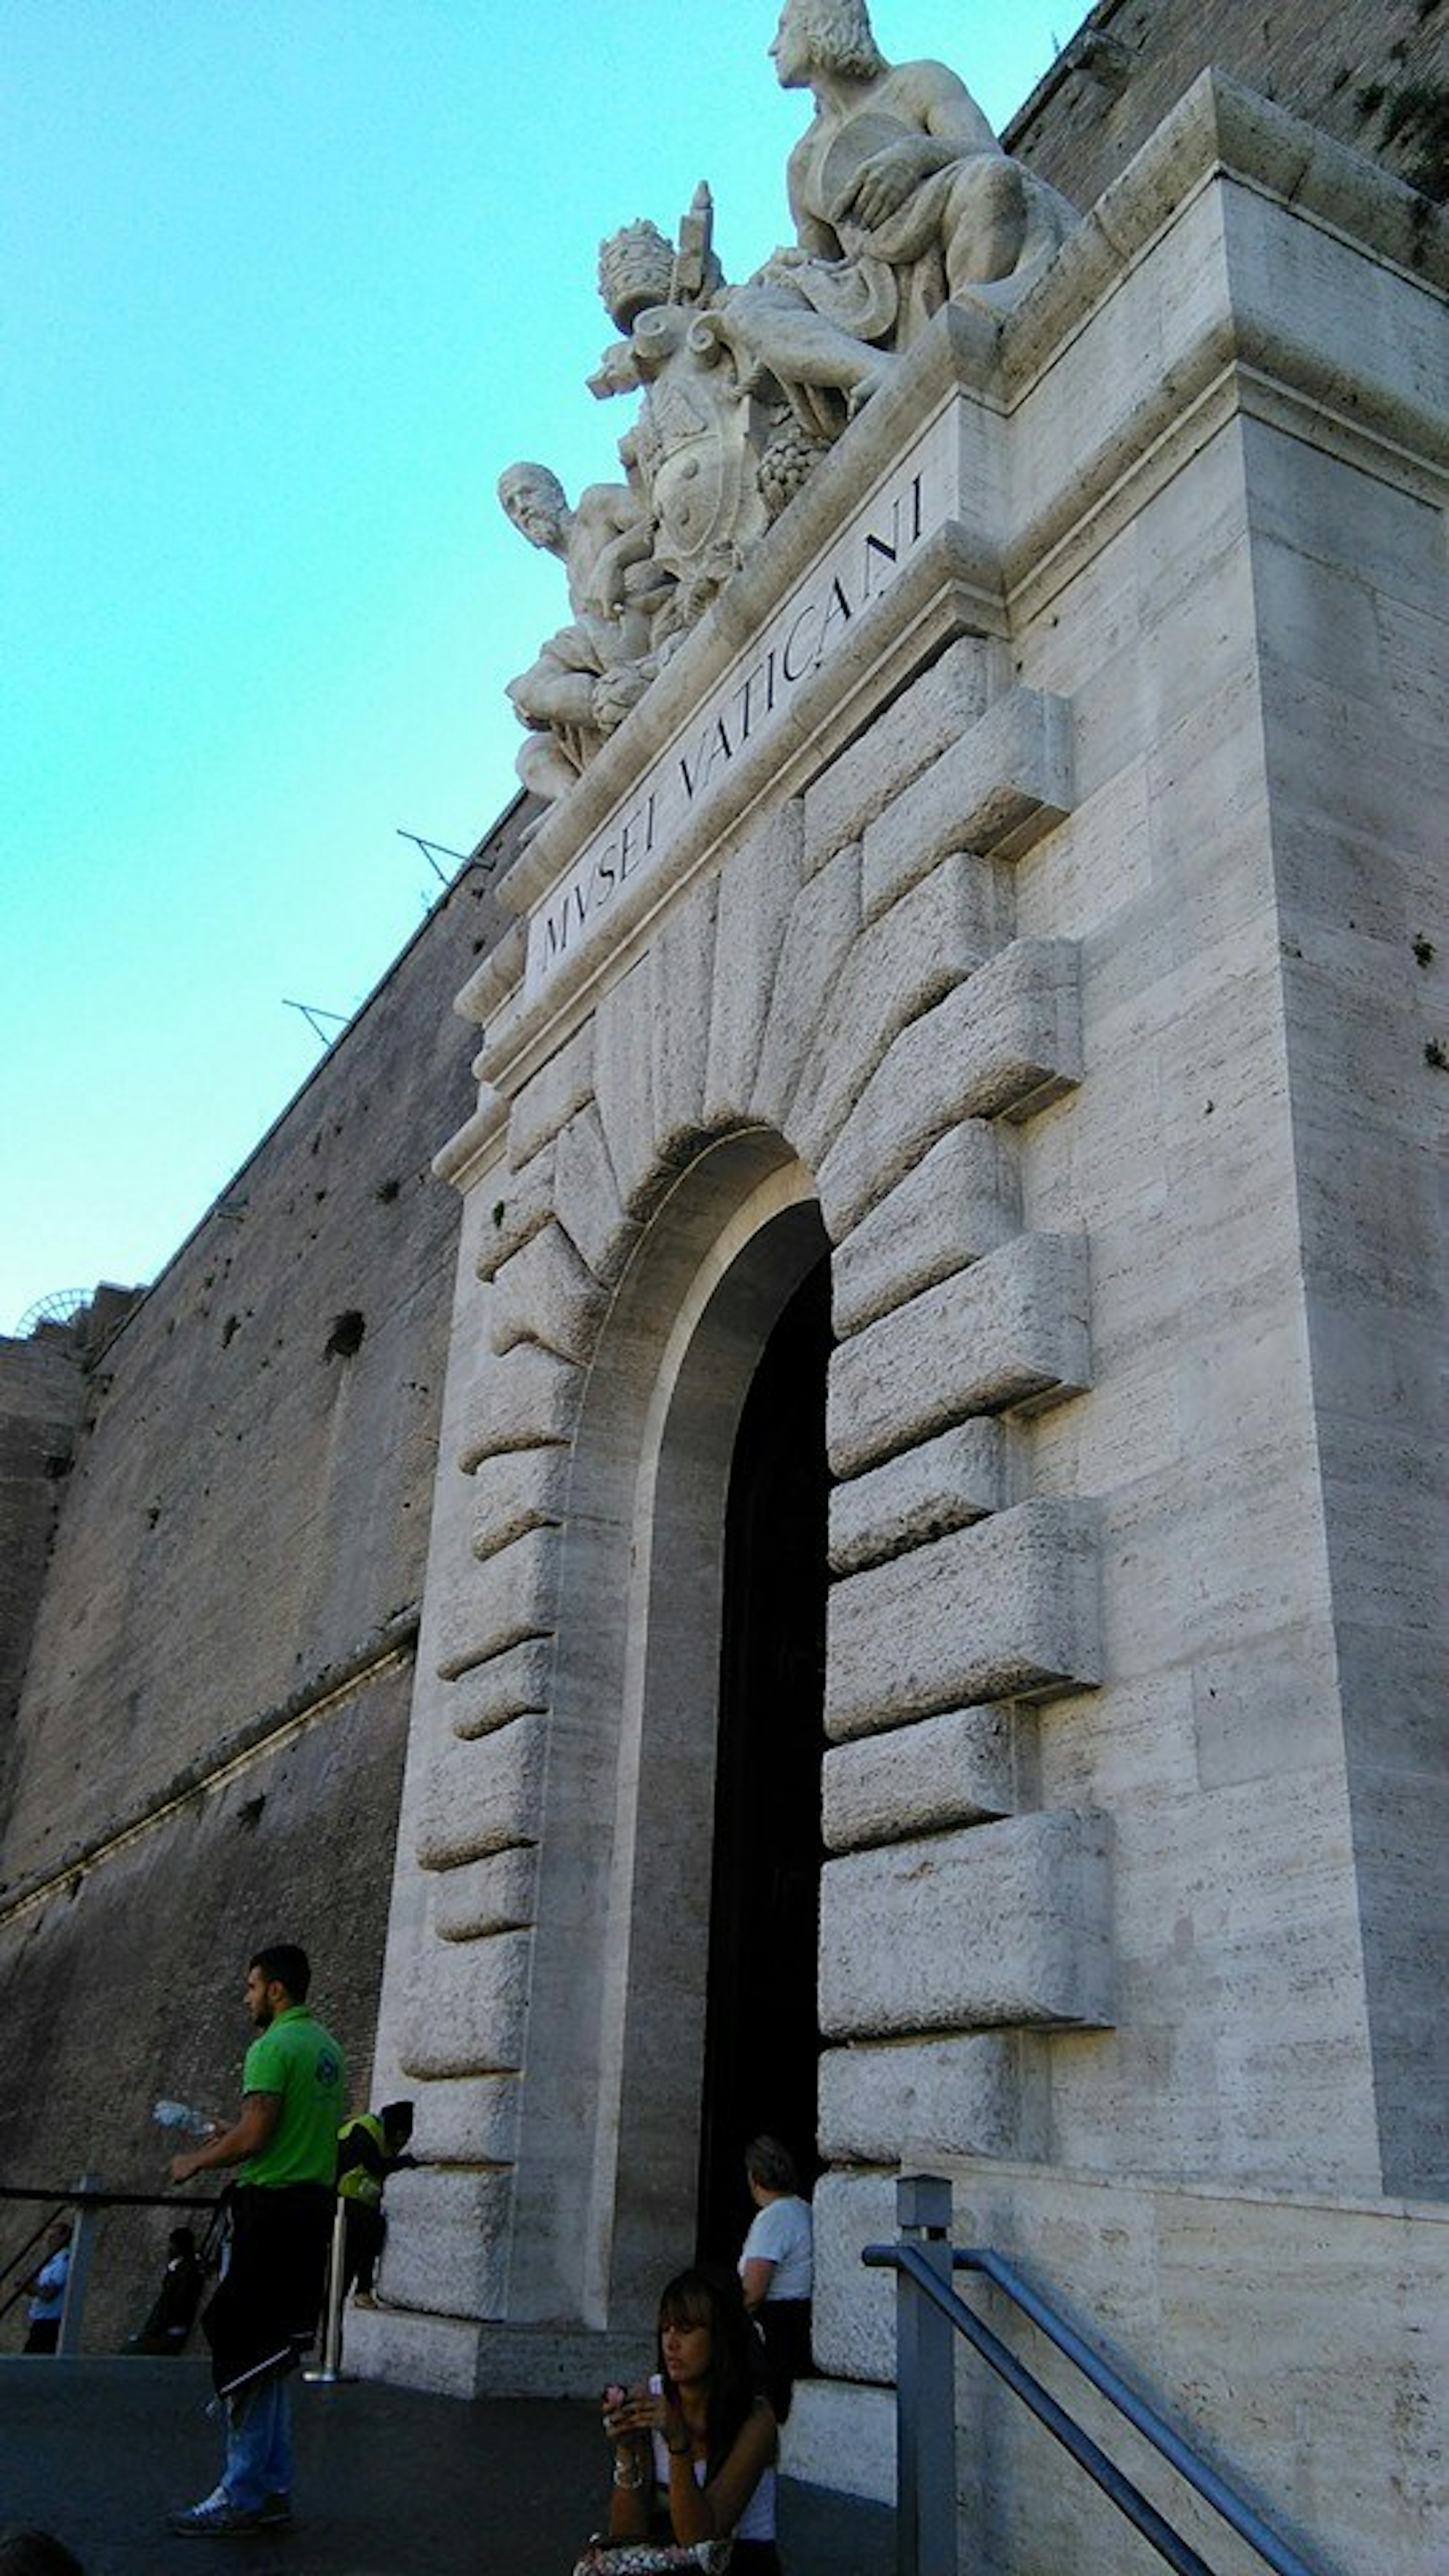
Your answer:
[526,412,955,993]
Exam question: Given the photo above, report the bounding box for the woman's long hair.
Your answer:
[656,2266,767,2476]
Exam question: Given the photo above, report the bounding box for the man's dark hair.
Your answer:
[249,1943,311,2001]
[0,2533,86,2576]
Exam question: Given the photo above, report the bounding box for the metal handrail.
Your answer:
[0,2184,222,2210]
[1,2178,221,2356]
[864,2175,1325,2576]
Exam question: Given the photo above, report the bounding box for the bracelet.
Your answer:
[613,2459,646,2490]
[665,2437,691,2459]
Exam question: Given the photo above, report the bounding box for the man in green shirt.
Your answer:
[165,1943,345,2537]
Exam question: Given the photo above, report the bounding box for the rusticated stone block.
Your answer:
[819,1808,1114,2035]
[808,2171,898,2389]
[861,686,1074,923]
[415,1715,546,1869]
[831,1123,1019,1338]
[829,1420,1006,1575]
[476,1141,555,1284]
[784,2382,896,2506]
[507,1018,596,1168]
[823,1704,1014,1851]
[455,1343,582,1475]
[471,1446,569,1567]
[816,939,1083,1240]
[447,1638,554,1739]
[592,957,668,1220]
[750,843,861,1138]
[818,2033,1031,2162]
[825,1498,1100,1739]
[433,1525,559,1681]
[788,853,1010,1173]
[650,874,718,1160]
[391,2072,519,2166]
[434,1845,538,1941]
[802,635,1003,877]
[827,1234,1091,1480]
[553,1101,638,1287]
[377,2166,514,2320]
[400,1927,532,2076]
[488,1220,605,1364]
[703,803,804,1127]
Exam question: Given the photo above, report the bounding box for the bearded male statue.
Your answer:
[764,0,1077,350]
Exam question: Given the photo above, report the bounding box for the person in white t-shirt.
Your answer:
[737,2135,814,2422]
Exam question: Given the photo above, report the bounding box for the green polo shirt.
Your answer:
[238,2004,345,2188]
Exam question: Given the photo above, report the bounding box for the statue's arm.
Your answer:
[583,515,655,617]
[904,60,999,154]
[846,63,1000,230]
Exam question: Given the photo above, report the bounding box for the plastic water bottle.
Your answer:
[153,2099,210,2135]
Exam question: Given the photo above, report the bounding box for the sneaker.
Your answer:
[166,2489,265,2536]
[257,2496,292,2529]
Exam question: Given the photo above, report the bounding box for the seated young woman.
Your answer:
[601,2266,781,2572]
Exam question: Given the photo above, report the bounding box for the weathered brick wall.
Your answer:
[1009,0,1449,212]
[0,811,519,2345]
[0,1337,86,1769]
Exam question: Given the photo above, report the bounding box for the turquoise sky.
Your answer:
[4,1,1079,1333]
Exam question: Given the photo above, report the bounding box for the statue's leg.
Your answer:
[515,731,582,805]
[941,156,1032,289]
[942,158,1075,305]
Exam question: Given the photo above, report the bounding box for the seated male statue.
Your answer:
[764,0,1076,350]
[498,461,673,803]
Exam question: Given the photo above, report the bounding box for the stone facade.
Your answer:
[352,70,1447,2576]
[0,16,1445,2576]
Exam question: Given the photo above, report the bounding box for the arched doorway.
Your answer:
[697,1252,831,2262]
[503,1140,832,2331]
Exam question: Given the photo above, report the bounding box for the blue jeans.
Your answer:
[225,2368,293,2508]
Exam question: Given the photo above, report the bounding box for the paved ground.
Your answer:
[0,2358,896,2575]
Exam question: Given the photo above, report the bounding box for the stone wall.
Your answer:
[1009,0,1449,213]
[0,1336,87,1783]
[0,814,518,2346]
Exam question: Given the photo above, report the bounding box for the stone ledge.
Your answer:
[829,1418,1007,1575]
[415,1715,545,1871]
[446,1639,555,1739]
[826,1496,1100,1740]
[827,1233,1091,1481]
[400,1927,532,2078]
[861,686,1074,924]
[433,1524,560,1680]
[819,1807,1115,2038]
[801,634,1005,877]
[823,1704,1015,1851]
[831,1122,1020,1341]
[815,938,1082,1241]
[818,2032,1038,2164]
[435,1846,538,1941]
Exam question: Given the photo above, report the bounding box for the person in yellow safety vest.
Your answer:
[335,2101,414,2309]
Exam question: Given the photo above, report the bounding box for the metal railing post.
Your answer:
[303,2194,349,2384]
[56,2175,100,2356]
[895,2173,957,2576]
